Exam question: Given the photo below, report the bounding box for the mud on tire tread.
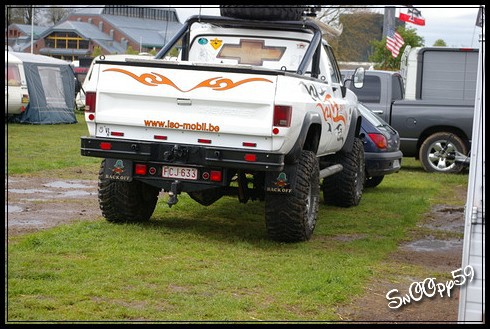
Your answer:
[98,159,160,223]
[265,150,320,243]
[323,138,365,207]
[220,5,306,21]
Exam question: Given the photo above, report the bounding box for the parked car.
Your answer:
[358,102,403,187]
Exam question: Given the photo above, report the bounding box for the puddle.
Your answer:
[402,237,463,252]
[6,177,100,237]
[422,206,465,233]
[401,204,465,253]
[44,181,93,189]
[58,190,93,197]
[8,189,53,194]
[7,218,46,227]
[6,205,23,213]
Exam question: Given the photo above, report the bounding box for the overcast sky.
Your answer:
[172,5,484,48]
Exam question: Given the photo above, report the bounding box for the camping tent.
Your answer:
[7,51,77,124]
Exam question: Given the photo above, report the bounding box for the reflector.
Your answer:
[135,164,147,175]
[210,170,222,182]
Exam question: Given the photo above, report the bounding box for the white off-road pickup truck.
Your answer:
[80,7,366,242]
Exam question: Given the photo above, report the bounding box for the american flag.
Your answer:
[386,28,405,58]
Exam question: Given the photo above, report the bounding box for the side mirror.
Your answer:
[352,67,365,89]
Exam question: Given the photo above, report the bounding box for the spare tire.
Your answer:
[220,5,306,21]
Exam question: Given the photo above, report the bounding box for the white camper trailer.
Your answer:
[399,46,478,101]
[5,50,29,116]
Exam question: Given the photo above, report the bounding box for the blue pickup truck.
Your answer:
[342,47,478,173]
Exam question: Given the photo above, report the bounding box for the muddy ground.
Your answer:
[5,175,467,323]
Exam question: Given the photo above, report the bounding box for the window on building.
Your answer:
[46,32,88,50]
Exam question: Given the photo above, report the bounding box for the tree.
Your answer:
[5,5,37,25]
[316,6,374,41]
[331,9,381,61]
[47,5,68,25]
[433,39,447,47]
[91,46,103,58]
[369,26,424,70]
[125,46,139,55]
[20,5,38,25]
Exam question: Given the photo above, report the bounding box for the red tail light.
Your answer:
[273,105,292,127]
[368,133,388,150]
[85,92,96,113]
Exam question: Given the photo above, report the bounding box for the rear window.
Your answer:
[6,63,22,86]
[189,36,309,72]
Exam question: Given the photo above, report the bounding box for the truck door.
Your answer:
[316,44,354,153]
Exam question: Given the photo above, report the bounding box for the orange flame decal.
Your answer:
[103,68,272,92]
[316,94,346,124]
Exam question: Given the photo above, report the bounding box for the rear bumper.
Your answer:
[81,136,285,172]
[365,150,403,177]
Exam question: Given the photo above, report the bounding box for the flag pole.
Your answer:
[31,6,34,54]
[383,6,396,38]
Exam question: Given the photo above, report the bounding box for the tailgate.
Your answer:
[93,62,278,150]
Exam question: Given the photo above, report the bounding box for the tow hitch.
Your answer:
[167,180,181,208]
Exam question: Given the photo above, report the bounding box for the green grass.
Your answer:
[6,117,469,323]
[5,112,100,175]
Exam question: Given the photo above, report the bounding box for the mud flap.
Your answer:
[103,158,133,182]
[265,164,298,194]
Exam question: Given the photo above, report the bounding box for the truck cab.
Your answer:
[341,69,404,124]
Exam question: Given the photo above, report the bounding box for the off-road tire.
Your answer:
[419,132,468,173]
[220,5,306,21]
[365,175,384,188]
[323,138,365,207]
[265,150,320,242]
[98,159,160,223]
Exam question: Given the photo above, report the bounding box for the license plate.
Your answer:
[162,166,198,180]
[393,159,401,169]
